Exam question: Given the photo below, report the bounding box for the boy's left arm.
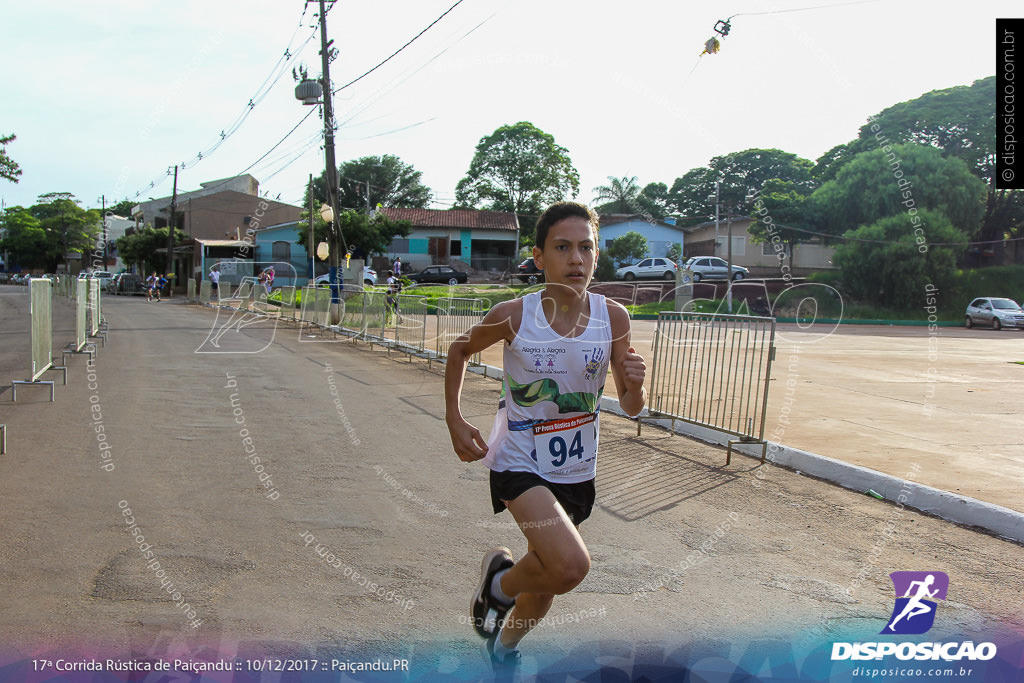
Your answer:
[607,301,646,418]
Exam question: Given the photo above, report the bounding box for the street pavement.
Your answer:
[0,286,1021,680]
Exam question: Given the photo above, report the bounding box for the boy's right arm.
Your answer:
[444,300,519,462]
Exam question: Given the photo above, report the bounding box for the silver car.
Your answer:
[683,256,749,282]
[964,297,1024,330]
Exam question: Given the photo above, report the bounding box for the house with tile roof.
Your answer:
[377,207,519,273]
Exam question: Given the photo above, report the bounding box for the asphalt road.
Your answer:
[0,287,1022,680]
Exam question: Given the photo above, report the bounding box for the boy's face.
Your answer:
[533,216,598,294]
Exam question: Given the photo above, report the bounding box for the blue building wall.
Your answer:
[252,223,311,285]
[598,220,686,263]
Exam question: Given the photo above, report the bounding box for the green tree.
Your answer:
[1,134,22,183]
[115,227,186,274]
[308,154,432,212]
[747,178,816,268]
[666,148,815,224]
[30,193,101,271]
[0,206,48,268]
[606,231,648,264]
[592,175,641,213]
[814,77,1020,246]
[455,121,579,221]
[595,252,616,281]
[636,182,672,219]
[108,199,137,217]
[810,143,986,241]
[295,209,411,260]
[831,209,964,309]
[666,242,682,262]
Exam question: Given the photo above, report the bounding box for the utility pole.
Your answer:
[726,208,733,313]
[98,194,107,270]
[165,166,178,289]
[713,180,720,260]
[318,0,342,318]
[308,173,315,282]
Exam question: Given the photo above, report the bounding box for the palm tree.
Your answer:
[592,176,641,213]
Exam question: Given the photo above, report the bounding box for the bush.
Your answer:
[595,252,616,281]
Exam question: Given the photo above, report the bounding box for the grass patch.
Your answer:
[806,265,1024,321]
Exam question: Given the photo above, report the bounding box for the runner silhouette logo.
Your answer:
[882,571,949,635]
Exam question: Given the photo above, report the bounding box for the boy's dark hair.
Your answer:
[534,202,599,249]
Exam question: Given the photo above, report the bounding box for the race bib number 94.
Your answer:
[533,413,597,475]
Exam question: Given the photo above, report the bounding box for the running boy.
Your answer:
[445,202,646,668]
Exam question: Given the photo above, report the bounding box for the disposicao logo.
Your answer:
[831,571,997,663]
[882,570,948,635]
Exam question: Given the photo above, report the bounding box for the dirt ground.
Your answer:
[0,287,1022,680]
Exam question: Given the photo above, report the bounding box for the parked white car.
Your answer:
[615,257,678,281]
[314,266,377,287]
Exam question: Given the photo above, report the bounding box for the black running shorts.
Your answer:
[489,469,596,526]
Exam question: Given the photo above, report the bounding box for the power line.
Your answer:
[127,5,317,200]
[726,0,880,21]
[332,0,466,94]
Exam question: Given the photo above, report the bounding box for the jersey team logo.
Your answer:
[582,347,606,381]
[882,571,948,635]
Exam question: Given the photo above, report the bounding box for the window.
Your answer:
[272,241,290,261]
[390,238,409,252]
[638,259,652,267]
[731,235,745,256]
[450,239,461,256]
[762,241,776,256]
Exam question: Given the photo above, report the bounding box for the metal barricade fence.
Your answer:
[30,280,54,380]
[12,279,66,401]
[299,285,331,328]
[643,311,776,464]
[392,294,428,354]
[337,290,367,334]
[88,279,101,336]
[314,287,332,327]
[235,281,253,310]
[217,282,232,304]
[75,280,88,351]
[278,286,297,320]
[431,297,485,368]
[252,286,270,316]
[298,285,316,326]
[361,289,387,339]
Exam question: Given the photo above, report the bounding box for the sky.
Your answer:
[0,0,1013,217]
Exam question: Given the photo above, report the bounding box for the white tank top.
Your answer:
[483,291,612,483]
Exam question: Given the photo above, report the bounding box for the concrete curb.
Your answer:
[365,346,1024,546]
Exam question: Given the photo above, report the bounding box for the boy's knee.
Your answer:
[552,555,590,594]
